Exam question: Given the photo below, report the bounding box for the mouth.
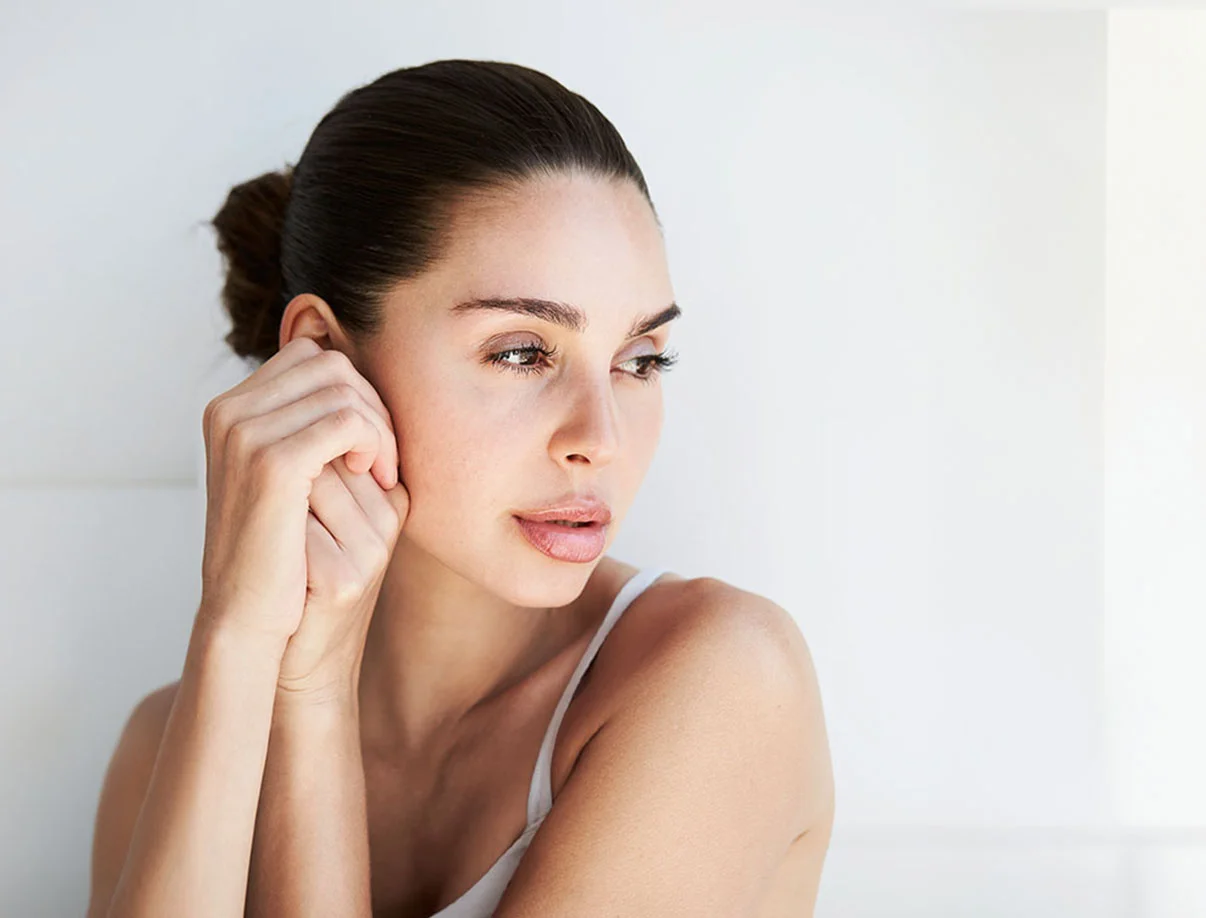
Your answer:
[512,515,608,562]
[511,500,612,527]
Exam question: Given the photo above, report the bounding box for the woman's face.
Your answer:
[359,172,678,605]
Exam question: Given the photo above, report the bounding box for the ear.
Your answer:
[279,292,351,353]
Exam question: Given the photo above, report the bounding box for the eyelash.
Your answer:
[486,344,679,385]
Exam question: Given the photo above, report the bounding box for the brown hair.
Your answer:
[208,59,658,366]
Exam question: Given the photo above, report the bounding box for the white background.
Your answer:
[1,4,1203,916]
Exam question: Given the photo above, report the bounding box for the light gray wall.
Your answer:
[2,4,1200,915]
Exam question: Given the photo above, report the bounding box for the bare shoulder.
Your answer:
[667,575,817,672]
[601,572,821,707]
[131,680,181,728]
[87,680,181,918]
[498,574,835,916]
[583,571,834,833]
[114,680,181,761]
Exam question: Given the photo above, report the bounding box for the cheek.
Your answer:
[624,391,663,462]
[391,363,662,519]
[395,393,524,517]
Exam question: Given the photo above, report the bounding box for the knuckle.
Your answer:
[333,382,360,407]
[375,506,401,535]
[330,573,363,607]
[248,441,288,484]
[321,348,354,375]
[365,536,391,569]
[330,405,359,428]
[225,416,253,455]
[205,397,232,435]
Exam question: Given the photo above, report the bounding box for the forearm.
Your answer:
[107,614,286,918]
[245,691,372,917]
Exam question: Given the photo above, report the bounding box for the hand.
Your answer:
[197,337,409,694]
[276,447,410,703]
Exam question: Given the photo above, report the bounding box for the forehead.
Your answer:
[413,172,673,327]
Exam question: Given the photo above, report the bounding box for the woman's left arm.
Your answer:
[244,690,373,917]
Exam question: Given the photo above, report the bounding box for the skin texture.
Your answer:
[88,171,834,917]
[338,172,675,758]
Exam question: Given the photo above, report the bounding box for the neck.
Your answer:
[356,534,596,761]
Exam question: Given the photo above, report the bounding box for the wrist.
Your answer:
[194,599,291,662]
[272,684,361,741]
[275,676,360,715]
[276,643,365,712]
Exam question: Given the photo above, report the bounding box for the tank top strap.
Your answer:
[525,566,669,824]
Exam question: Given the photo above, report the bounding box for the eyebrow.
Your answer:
[450,297,681,339]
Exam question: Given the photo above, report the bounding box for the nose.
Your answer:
[550,372,620,467]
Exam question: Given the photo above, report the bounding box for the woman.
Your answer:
[88,59,834,918]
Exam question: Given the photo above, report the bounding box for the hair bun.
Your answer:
[209,166,294,364]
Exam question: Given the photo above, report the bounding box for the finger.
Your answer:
[248,403,383,504]
[226,336,324,399]
[231,388,397,491]
[304,506,343,595]
[240,352,399,488]
[335,391,397,491]
[294,382,397,491]
[223,344,395,440]
[205,339,325,448]
[300,348,395,437]
[317,349,396,441]
[329,454,407,543]
[308,463,390,576]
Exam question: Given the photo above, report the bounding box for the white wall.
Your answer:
[1103,9,1206,915]
[0,4,1200,916]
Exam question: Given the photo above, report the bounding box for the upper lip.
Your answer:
[514,494,612,525]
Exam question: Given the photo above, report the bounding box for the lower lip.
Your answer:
[513,516,607,563]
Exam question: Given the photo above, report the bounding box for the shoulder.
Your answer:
[132,680,181,728]
[101,680,180,790]
[608,573,819,706]
[596,573,833,832]
[96,678,180,810]
[87,681,180,917]
[116,681,180,761]
[669,575,815,673]
[494,578,834,915]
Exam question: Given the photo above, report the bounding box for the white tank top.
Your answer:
[425,566,670,918]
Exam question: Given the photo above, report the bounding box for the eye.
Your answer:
[485,344,679,384]
[617,349,680,384]
[485,344,559,376]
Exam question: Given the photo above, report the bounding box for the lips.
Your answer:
[512,494,612,562]
[513,515,607,562]
[513,495,612,525]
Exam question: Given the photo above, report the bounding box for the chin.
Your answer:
[499,553,600,609]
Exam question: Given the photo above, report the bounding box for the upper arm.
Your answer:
[492,586,835,918]
[87,682,179,918]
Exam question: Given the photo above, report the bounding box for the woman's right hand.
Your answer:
[196,336,401,650]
